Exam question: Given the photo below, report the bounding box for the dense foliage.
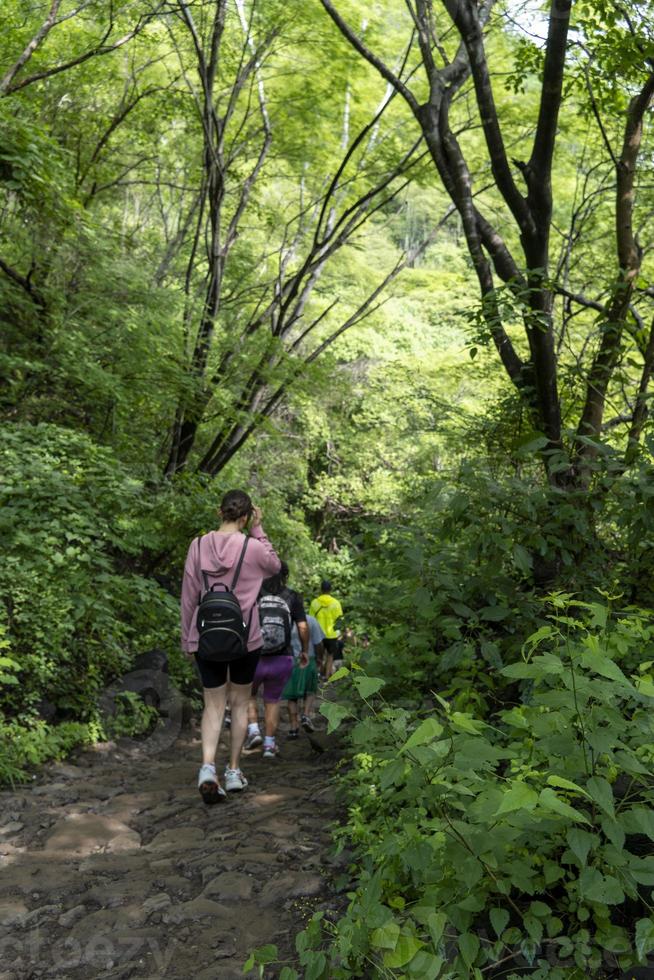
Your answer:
[2,0,654,975]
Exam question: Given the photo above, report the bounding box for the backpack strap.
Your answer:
[231,536,249,591]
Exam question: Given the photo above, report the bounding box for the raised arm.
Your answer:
[180,538,202,653]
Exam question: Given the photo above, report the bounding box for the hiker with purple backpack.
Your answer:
[180,490,281,803]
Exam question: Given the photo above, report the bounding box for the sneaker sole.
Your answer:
[199,781,227,805]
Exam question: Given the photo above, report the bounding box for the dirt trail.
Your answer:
[0,719,340,980]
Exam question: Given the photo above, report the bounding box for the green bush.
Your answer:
[0,422,182,716]
[297,598,654,978]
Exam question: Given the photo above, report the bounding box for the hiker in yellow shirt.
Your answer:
[309,580,343,679]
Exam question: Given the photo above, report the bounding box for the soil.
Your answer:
[0,719,343,979]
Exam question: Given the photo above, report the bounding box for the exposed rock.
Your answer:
[202,871,254,901]
[146,825,207,852]
[58,904,87,928]
[0,723,339,978]
[0,899,27,927]
[131,649,169,674]
[44,813,141,856]
[0,822,23,835]
[259,871,324,906]
[163,897,228,924]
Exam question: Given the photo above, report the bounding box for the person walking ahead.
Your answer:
[309,580,343,679]
[246,563,308,758]
[181,489,280,803]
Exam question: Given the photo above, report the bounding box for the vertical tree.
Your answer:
[321,0,654,486]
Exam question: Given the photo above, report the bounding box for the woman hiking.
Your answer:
[181,489,281,803]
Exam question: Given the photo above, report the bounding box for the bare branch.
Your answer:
[0,0,62,95]
[0,256,46,309]
[2,5,163,96]
[319,0,420,114]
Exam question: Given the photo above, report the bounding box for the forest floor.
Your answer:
[0,714,342,980]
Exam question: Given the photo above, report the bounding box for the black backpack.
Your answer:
[196,536,251,662]
[258,589,292,655]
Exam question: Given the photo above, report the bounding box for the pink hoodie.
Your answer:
[180,525,281,653]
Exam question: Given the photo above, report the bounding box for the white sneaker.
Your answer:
[245,731,263,750]
[224,767,248,792]
[262,742,278,759]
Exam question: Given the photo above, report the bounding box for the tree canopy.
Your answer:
[3,0,654,975]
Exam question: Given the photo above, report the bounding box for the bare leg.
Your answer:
[303,692,316,718]
[288,699,299,729]
[201,684,227,767]
[247,697,259,726]
[229,682,252,770]
[264,701,281,739]
[324,653,334,678]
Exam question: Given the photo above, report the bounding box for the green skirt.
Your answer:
[282,658,318,700]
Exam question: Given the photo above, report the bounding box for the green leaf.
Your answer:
[579,868,624,905]
[353,675,385,699]
[547,775,589,797]
[513,544,533,575]
[450,711,485,734]
[383,934,424,968]
[538,788,590,824]
[495,781,539,815]
[319,702,350,734]
[479,605,510,621]
[458,932,479,968]
[566,828,597,867]
[601,816,625,850]
[405,950,444,979]
[587,776,615,819]
[380,758,405,790]
[490,907,509,937]
[426,911,447,947]
[400,717,444,753]
[327,666,350,683]
[371,921,400,950]
[636,918,654,961]
[304,952,327,980]
[633,806,654,841]
[582,652,632,687]
[250,944,278,965]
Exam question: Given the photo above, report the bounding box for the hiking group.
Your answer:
[180,489,345,804]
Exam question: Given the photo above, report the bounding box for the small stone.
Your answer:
[0,899,27,927]
[163,897,228,924]
[44,813,140,856]
[141,893,171,919]
[259,872,323,907]
[58,904,87,928]
[202,872,253,902]
[24,904,59,926]
[146,826,205,852]
[0,822,23,835]
[32,782,67,796]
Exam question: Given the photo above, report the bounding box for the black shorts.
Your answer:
[195,649,261,690]
[323,637,339,656]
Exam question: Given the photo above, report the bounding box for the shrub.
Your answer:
[297,597,654,978]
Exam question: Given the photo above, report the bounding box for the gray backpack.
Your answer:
[258,591,292,654]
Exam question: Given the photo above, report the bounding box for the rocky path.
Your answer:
[0,719,340,980]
